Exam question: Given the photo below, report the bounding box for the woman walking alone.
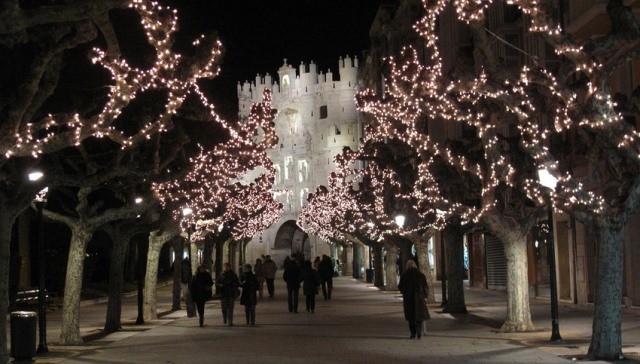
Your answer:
[398,259,430,339]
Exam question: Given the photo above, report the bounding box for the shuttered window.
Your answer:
[485,234,507,290]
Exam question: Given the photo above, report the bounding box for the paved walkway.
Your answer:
[7,275,640,364]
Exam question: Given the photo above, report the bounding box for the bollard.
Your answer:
[10,311,37,363]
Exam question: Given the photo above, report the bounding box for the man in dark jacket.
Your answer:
[282,257,303,313]
[190,265,214,327]
[318,254,334,300]
[262,255,277,298]
[216,262,240,326]
[240,264,259,325]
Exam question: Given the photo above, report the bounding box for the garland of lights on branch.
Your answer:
[302,0,634,242]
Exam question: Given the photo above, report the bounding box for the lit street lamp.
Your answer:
[28,171,48,354]
[394,214,405,228]
[538,168,563,342]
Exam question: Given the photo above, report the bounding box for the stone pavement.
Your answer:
[7,274,640,364]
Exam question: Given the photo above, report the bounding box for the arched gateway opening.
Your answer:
[274,220,310,259]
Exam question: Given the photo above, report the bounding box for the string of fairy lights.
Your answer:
[4,0,223,159]
[153,89,283,241]
[8,0,282,243]
[301,0,636,244]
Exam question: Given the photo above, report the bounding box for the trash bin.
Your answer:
[366,269,374,283]
[10,311,36,362]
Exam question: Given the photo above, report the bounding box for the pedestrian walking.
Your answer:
[313,256,320,270]
[262,255,277,298]
[318,254,334,300]
[190,265,214,327]
[282,257,303,313]
[398,259,430,339]
[216,262,240,326]
[302,260,320,313]
[240,264,259,325]
[254,258,266,299]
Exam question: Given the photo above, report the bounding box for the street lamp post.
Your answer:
[436,209,447,306]
[538,169,563,342]
[28,172,48,354]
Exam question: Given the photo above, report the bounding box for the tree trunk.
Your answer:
[214,238,224,279]
[142,230,165,321]
[104,233,129,333]
[202,235,214,271]
[500,234,534,332]
[588,222,624,360]
[60,226,92,345]
[0,206,17,364]
[373,243,385,288]
[414,234,436,304]
[443,222,467,313]
[482,211,535,332]
[384,243,398,291]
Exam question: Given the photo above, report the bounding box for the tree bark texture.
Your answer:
[373,243,385,288]
[59,227,92,345]
[202,235,214,271]
[482,211,535,332]
[104,232,129,333]
[143,229,174,321]
[414,234,436,304]
[443,223,467,314]
[384,243,398,291]
[0,206,18,364]
[501,235,534,332]
[588,223,624,360]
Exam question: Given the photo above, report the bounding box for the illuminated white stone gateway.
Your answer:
[238,56,362,264]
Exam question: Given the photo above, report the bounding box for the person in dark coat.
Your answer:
[240,264,259,325]
[398,259,430,339]
[190,265,214,327]
[282,257,303,313]
[318,254,334,300]
[254,258,265,299]
[262,255,277,298]
[302,260,320,313]
[216,262,240,326]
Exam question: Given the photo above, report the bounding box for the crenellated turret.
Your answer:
[339,55,358,85]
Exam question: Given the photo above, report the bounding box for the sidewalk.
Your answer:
[8,276,640,363]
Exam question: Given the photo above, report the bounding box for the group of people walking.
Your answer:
[185,253,430,340]
[185,254,336,326]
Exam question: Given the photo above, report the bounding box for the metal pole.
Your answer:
[547,204,563,342]
[187,226,192,266]
[36,202,48,354]
[440,234,447,306]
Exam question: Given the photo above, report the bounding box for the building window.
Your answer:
[319,105,328,119]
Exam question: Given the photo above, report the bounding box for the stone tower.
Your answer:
[237,56,361,265]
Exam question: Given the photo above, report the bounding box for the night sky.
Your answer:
[165,0,387,119]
